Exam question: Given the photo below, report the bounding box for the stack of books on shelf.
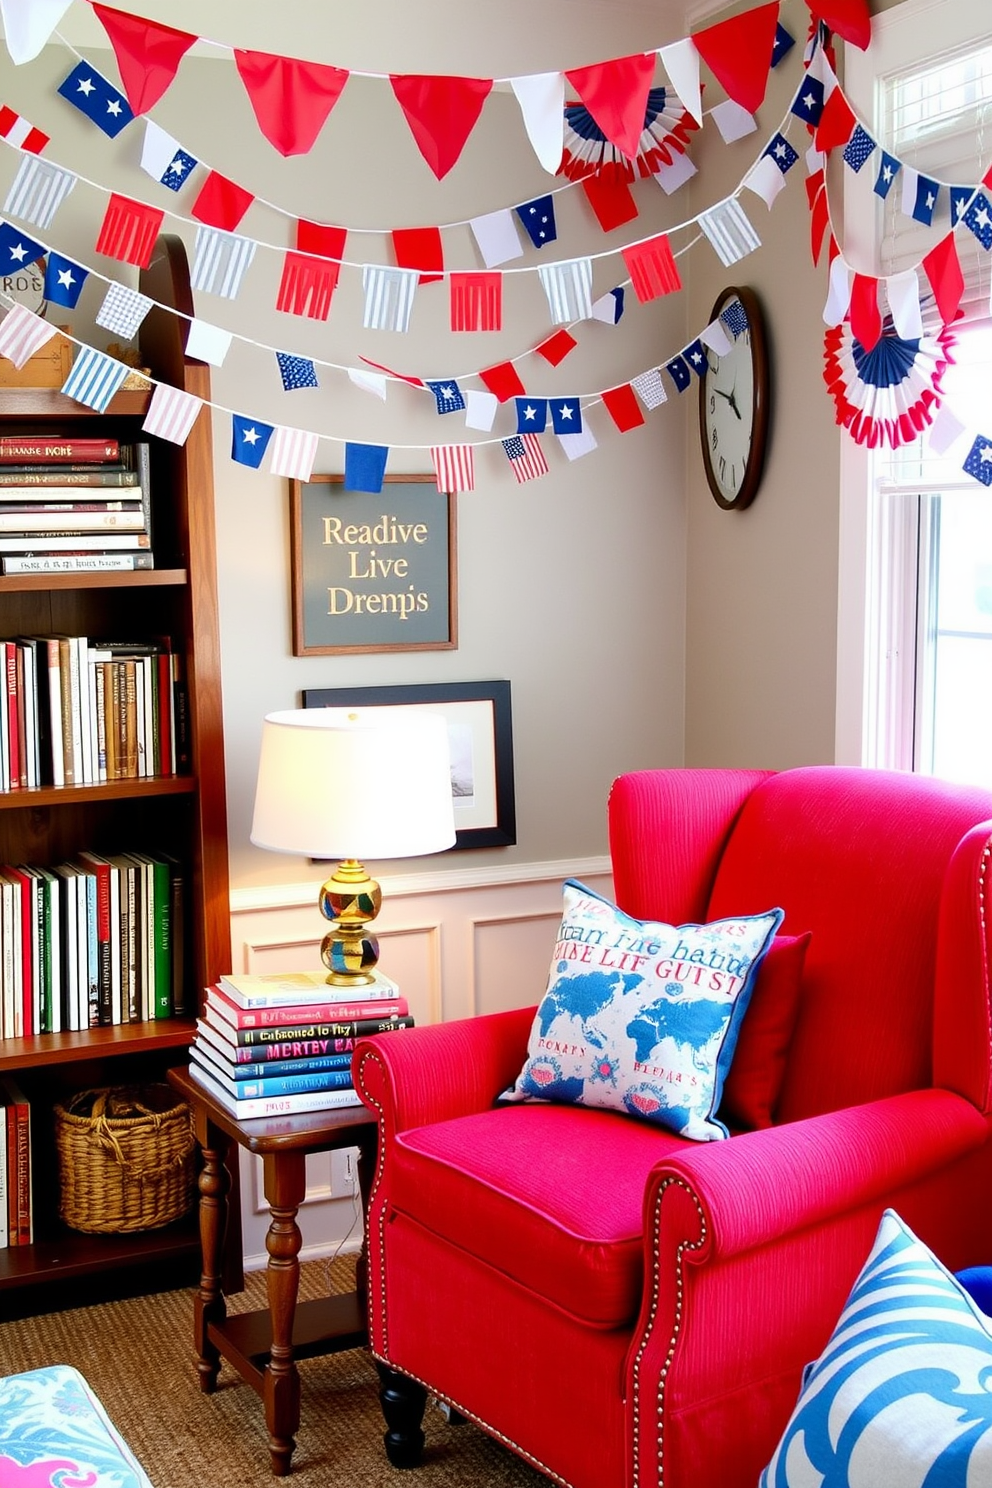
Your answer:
[0,436,153,575]
[0,1076,32,1250]
[189,969,414,1119]
[0,631,185,790]
[0,850,185,1037]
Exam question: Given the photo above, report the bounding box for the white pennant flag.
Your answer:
[464,389,498,432]
[900,166,920,219]
[0,303,56,367]
[269,426,319,481]
[557,426,598,461]
[823,256,853,326]
[886,269,924,340]
[4,155,76,228]
[470,208,522,268]
[655,153,697,195]
[362,265,417,332]
[538,258,593,324]
[658,39,701,124]
[185,319,232,367]
[191,228,256,299]
[0,0,72,62]
[710,99,757,144]
[348,367,388,400]
[701,318,732,357]
[927,405,968,456]
[510,72,565,174]
[699,199,761,266]
[744,156,788,209]
[143,384,202,445]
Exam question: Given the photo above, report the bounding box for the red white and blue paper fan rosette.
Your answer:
[559,87,699,182]
[823,317,957,449]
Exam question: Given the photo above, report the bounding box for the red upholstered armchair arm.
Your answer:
[353,1004,536,1135]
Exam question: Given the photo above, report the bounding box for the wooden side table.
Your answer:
[168,1066,378,1476]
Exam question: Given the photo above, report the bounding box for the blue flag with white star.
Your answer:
[515,195,557,250]
[231,415,273,469]
[550,397,582,435]
[963,434,992,487]
[764,134,799,175]
[344,442,389,493]
[44,252,87,308]
[791,76,824,126]
[874,152,901,200]
[911,173,940,225]
[683,340,709,378]
[58,62,134,139]
[158,148,197,192]
[515,397,548,433]
[843,125,876,174]
[0,222,44,275]
[277,352,319,391]
[771,22,795,66]
[949,186,973,226]
[963,193,992,251]
[426,379,466,415]
[666,356,692,393]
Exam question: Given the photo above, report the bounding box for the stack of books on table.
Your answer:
[0,436,154,575]
[188,969,414,1119]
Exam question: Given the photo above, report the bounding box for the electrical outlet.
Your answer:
[329,1147,358,1198]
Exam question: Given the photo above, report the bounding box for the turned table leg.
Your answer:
[377,1362,427,1468]
[193,1118,231,1394]
[262,1149,307,1476]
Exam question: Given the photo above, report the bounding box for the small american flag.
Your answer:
[143,383,202,445]
[431,445,475,493]
[269,426,319,480]
[0,304,57,369]
[502,433,548,484]
[0,105,48,153]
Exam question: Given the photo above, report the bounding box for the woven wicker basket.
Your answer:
[54,1085,197,1234]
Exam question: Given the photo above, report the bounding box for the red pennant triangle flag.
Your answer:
[479,361,525,402]
[191,171,255,232]
[849,275,882,352]
[602,384,645,433]
[390,75,492,179]
[234,52,348,156]
[923,235,965,326]
[535,329,577,367]
[808,177,830,266]
[392,226,444,285]
[92,4,195,114]
[815,89,857,152]
[358,356,424,388]
[564,54,657,160]
[582,173,639,233]
[296,221,346,261]
[693,2,779,115]
[805,0,871,49]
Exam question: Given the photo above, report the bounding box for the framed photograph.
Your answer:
[302,680,516,849]
[290,474,457,656]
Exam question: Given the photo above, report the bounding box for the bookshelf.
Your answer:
[0,235,233,1314]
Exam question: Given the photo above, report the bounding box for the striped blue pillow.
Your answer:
[761,1209,992,1485]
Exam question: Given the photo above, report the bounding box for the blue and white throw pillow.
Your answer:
[501,881,782,1140]
[761,1209,992,1486]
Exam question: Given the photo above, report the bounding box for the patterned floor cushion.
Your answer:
[0,1364,152,1488]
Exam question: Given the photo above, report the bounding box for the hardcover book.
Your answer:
[217,967,400,1009]
[206,981,408,1028]
[188,1059,365,1119]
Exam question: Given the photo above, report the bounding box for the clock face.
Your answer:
[699,288,769,511]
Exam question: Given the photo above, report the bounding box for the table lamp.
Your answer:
[250,706,456,985]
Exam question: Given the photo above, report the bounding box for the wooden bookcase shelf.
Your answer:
[0,236,232,1311]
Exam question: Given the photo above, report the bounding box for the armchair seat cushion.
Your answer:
[393,1102,686,1328]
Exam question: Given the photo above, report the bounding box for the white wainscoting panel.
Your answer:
[229,857,611,1269]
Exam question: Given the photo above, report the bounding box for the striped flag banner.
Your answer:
[502,432,548,484]
[362,265,418,332]
[269,426,319,480]
[276,250,341,320]
[621,233,682,302]
[95,193,164,269]
[0,303,56,368]
[61,345,129,412]
[538,258,593,324]
[95,283,153,340]
[431,445,475,492]
[0,105,48,153]
[449,272,502,331]
[698,198,761,266]
[143,383,202,445]
[3,156,76,229]
[191,227,256,299]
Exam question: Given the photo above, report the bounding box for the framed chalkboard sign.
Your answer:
[290,474,457,655]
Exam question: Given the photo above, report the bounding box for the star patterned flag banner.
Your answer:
[0,303,56,368]
[666,355,693,392]
[95,193,164,269]
[538,258,593,324]
[3,156,76,229]
[514,195,557,249]
[633,368,668,409]
[963,434,992,487]
[43,251,86,308]
[550,397,582,435]
[58,62,134,138]
[450,272,502,332]
[191,227,256,298]
[699,198,761,266]
[721,298,749,338]
[186,318,233,366]
[426,379,466,414]
[502,433,548,482]
[792,75,825,126]
[95,282,153,339]
[276,352,319,391]
[270,426,319,481]
[431,444,475,493]
[515,397,548,433]
[964,193,992,250]
[843,124,876,173]
[0,105,48,153]
[906,169,940,226]
[0,221,44,274]
[362,265,417,333]
[765,134,799,174]
[344,441,389,493]
[557,426,599,461]
[591,286,625,323]
[874,152,901,200]
[231,414,273,468]
[61,345,129,412]
[142,383,202,445]
[140,119,197,191]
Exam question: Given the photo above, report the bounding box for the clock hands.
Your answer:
[713,386,742,420]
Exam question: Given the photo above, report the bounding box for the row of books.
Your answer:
[0,632,185,792]
[0,437,154,574]
[0,851,185,1041]
[187,968,412,1120]
[0,1076,32,1249]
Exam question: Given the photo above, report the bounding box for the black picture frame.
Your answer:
[302,681,516,850]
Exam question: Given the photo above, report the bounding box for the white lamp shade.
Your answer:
[250,707,457,860]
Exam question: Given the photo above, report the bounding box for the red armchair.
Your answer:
[354,767,992,1488]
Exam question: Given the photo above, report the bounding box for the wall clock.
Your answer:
[698,285,770,511]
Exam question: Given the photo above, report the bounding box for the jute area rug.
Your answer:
[0,1255,547,1488]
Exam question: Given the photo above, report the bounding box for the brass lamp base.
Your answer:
[318,859,382,985]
